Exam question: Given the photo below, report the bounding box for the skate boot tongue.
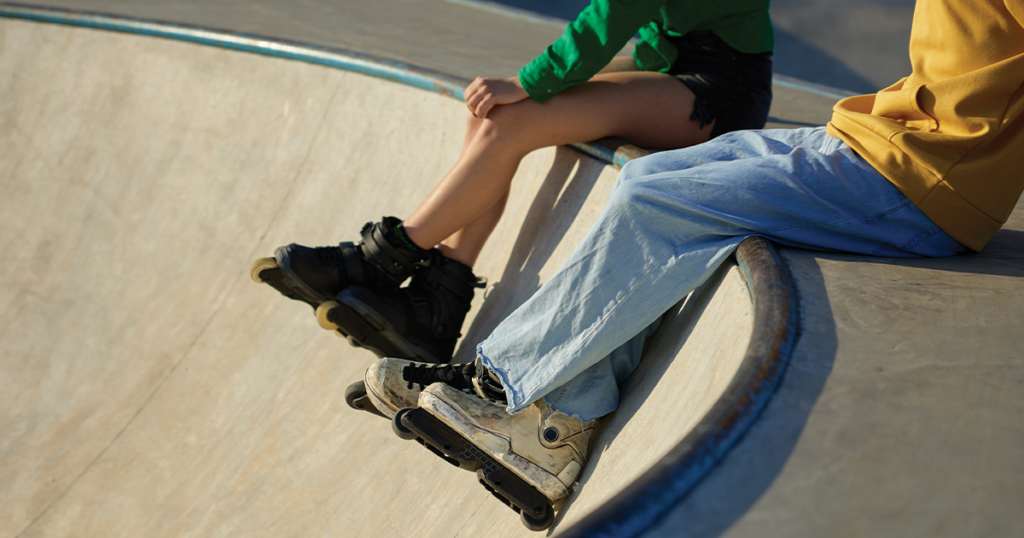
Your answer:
[399,361,508,404]
[312,245,345,266]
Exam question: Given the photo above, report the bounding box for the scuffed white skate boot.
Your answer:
[362,357,504,418]
[392,382,597,531]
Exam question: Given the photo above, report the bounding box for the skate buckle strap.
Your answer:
[410,295,433,329]
[425,267,478,302]
[339,242,364,284]
[361,221,428,281]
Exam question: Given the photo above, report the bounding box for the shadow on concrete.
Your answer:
[455,146,604,363]
[479,0,588,22]
[640,251,838,536]
[765,116,823,128]
[782,229,1024,281]
[471,0,880,94]
[553,261,727,527]
[772,28,876,94]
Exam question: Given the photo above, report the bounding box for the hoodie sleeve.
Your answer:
[518,0,667,103]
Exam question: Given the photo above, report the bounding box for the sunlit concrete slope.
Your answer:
[0,16,766,537]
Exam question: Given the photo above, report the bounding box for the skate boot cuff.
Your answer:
[472,357,508,403]
[391,223,425,253]
[359,217,431,284]
[416,253,486,303]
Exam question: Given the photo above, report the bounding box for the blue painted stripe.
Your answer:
[0,4,850,172]
[0,3,656,167]
[0,3,469,101]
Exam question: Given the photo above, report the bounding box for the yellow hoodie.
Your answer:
[827,0,1024,251]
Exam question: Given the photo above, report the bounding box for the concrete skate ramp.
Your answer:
[1,9,801,537]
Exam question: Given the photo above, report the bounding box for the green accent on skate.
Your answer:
[392,223,427,254]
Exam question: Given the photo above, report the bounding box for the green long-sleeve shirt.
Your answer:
[518,0,772,103]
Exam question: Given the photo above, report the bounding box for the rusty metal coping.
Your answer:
[559,236,799,537]
[0,4,801,536]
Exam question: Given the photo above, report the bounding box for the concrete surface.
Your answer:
[650,221,1024,537]
[0,16,756,537]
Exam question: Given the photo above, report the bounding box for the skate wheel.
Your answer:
[344,381,369,411]
[316,301,341,330]
[248,257,279,283]
[345,381,387,418]
[392,408,418,440]
[520,505,554,531]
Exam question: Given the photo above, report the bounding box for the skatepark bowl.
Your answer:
[3,3,1023,538]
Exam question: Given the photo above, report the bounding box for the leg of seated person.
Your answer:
[402,71,711,267]
[478,126,965,420]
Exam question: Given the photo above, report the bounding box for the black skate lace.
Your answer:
[403,363,474,391]
[313,246,345,267]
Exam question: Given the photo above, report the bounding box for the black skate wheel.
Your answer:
[520,505,554,531]
[344,381,367,410]
[392,408,418,440]
[344,381,386,418]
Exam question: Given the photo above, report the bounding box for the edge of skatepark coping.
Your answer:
[0,3,805,536]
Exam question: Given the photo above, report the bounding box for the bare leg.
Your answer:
[404,71,711,266]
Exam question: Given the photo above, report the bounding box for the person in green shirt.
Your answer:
[251,0,773,366]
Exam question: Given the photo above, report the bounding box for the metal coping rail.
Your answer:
[1,4,801,536]
[558,236,799,537]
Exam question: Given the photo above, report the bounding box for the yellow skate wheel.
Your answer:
[316,300,341,331]
[249,257,279,283]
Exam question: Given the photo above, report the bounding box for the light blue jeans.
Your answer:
[477,127,965,421]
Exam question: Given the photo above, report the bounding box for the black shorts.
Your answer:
[667,31,773,139]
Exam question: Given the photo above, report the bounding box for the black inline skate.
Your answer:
[249,216,431,310]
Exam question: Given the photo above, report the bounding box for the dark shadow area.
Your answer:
[780,228,1024,280]
[480,0,588,21]
[772,28,876,94]
[764,116,822,128]
[645,250,838,537]
[475,0,879,93]
[453,146,605,363]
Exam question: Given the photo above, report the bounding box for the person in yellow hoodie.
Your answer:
[364,0,1024,528]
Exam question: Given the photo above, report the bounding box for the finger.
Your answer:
[466,91,484,115]
[464,78,483,104]
[463,84,479,106]
[476,94,495,118]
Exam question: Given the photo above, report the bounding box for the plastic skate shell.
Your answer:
[393,407,555,531]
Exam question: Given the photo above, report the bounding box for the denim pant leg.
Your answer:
[478,127,964,422]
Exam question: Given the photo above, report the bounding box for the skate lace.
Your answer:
[403,363,474,391]
[313,246,344,268]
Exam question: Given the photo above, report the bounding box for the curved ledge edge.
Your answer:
[0,2,652,169]
[557,237,799,538]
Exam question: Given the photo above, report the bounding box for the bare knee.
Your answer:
[464,112,486,138]
[465,106,533,156]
